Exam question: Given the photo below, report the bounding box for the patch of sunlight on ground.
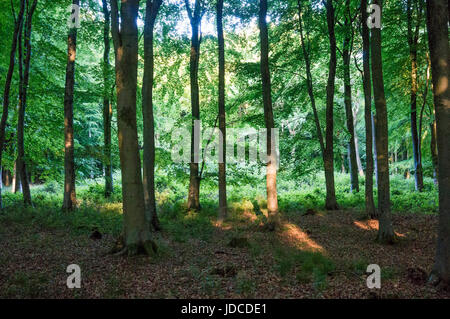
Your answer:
[353,219,405,237]
[280,222,324,253]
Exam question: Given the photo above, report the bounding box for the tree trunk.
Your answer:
[17,0,37,207]
[297,0,325,156]
[12,160,21,193]
[142,0,162,231]
[426,0,450,287]
[185,0,202,211]
[110,0,155,255]
[259,0,279,224]
[101,0,113,198]
[371,112,378,184]
[370,0,395,244]
[324,0,339,210]
[217,0,227,220]
[0,0,25,209]
[407,0,424,192]
[342,0,359,193]
[63,0,79,210]
[430,118,438,185]
[361,0,376,218]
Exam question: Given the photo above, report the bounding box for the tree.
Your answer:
[110,0,156,255]
[407,0,424,192]
[341,0,359,193]
[217,0,227,220]
[17,0,38,206]
[185,0,204,211]
[63,0,79,210]
[324,0,339,210]
[360,0,376,218]
[370,0,395,243]
[101,0,113,198]
[142,0,163,231]
[0,0,26,209]
[427,0,450,287]
[259,0,278,223]
[297,0,326,187]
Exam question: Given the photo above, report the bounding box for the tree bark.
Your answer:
[12,160,21,193]
[430,118,438,185]
[217,0,227,220]
[426,0,450,287]
[0,0,26,209]
[324,0,339,210]
[142,0,162,231]
[297,0,325,156]
[110,0,155,255]
[101,0,113,198]
[370,0,395,244]
[63,0,79,210]
[185,0,203,211]
[407,0,424,192]
[361,0,376,218]
[17,0,37,206]
[342,0,359,193]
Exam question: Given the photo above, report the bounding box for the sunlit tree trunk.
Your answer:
[185,0,203,211]
[370,0,395,244]
[63,0,79,210]
[217,0,227,220]
[142,0,162,230]
[324,0,338,210]
[361,0,376,218]
[0,0,25,209]
[17,0,37,206]
[259,0,279,223]
[101,0,113,198]
[110,0,156,255]
[427,0,450,287]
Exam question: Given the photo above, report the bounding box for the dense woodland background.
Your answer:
[0,0,449,298]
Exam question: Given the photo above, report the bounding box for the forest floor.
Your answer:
[0,195,449,299]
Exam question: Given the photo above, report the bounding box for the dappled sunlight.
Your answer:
[353,219,406,237]
[279,222,324,253]
[353,219,378,231]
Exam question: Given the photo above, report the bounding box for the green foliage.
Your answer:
[274,246,334,290]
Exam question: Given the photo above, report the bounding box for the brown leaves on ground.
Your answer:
[0,209,448,298]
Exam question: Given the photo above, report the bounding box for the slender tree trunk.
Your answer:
[371,112,378,183]
[430,117,438,185]
[297,0,325,156]
[142,0,162,231]
[12,160,21,193]
[427,0,450,287]
[407,0,424,192]
[324,0,339,210]
[63,0,78,210]
[342,0,359,193]
[370,0,395,244]
[186,0,202,211]
[17,0,37,206]
[101,0,113,198]
[0,0,25,209]
[110,0,155,255]
[217,0,227,220]
[259,0,279,223]
[361,0,376,218]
